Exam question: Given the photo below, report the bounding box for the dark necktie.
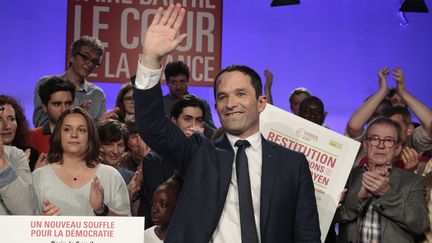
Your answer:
[235,140,259,243]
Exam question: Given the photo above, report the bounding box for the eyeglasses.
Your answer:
[123,96,134,103]
[366,136,398,148]
[76,52,100,67]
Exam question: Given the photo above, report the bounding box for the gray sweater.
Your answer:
[0,145,37,215]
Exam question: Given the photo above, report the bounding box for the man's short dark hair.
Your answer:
[70,36,104,57]
[365,116,403,144]
[164,61,190,82]
[38,77,76,105]
[299,96,325,112]
[97,119,129,146]
[382,106,412,126]
[170,95,206,120]
[213,65,262,99]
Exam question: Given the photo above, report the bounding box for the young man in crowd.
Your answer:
[298,96,329,128]
[33,36,110,127]
[30,77,75,154]
[162,60,216,138]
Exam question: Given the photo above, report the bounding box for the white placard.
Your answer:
[260,104,360,242]
[0,215,144,243]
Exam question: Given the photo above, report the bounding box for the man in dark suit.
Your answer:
[134,4,320,242]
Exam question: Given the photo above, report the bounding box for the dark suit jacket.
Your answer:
[134,84,321,243]
[143,152,177,199]
[336,166,428,243]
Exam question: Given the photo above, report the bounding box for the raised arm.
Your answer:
[393,67,432,132]
[134,4,196,170]
[264,69,274,105]
[346,67,389,138]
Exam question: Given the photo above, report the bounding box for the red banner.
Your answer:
[66,0,222,86]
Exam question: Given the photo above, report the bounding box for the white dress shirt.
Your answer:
[211,132,262,243]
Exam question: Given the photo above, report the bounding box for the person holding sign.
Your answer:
[133,4,320,243]
[32,107,131,216]
[337,117,428,242]
[0,106,37,215]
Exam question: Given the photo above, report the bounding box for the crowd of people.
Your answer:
[1,3,432,243]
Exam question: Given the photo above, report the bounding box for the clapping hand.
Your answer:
[89,176,105,214]
[377,67,390,94]
[128,170,142,201]
[362,170,390,197]
[393,67,408,96]
[401,147,420,171]
[184,125,205,137]
[43,199,61,216]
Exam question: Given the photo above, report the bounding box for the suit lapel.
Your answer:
[214,134,235,213]
[260,137,279,233]
[380,168,402,238]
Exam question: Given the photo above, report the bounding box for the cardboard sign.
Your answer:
[0,216,144,243]
[66,0,222,85]
[260,104,360,242]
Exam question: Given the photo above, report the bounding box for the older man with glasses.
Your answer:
[0,106,37,215]
[33,36,115,127]
[336,116,428,243]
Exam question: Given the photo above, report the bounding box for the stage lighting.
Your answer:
[271,0,300,7]
[399,0,428,12]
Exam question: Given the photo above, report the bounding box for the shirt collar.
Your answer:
[78,79,89,92]
[226,131,262,151]
[60,72,88,92]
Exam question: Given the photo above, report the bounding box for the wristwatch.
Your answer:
[93,203,109,216]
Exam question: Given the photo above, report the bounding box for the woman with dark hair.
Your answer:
[32,107,131,216]
[115,83,134,123]
[0,95,44,171]
[98,119,142,215]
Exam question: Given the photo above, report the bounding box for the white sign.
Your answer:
[260,104,360,242]
[0,215,144,243]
